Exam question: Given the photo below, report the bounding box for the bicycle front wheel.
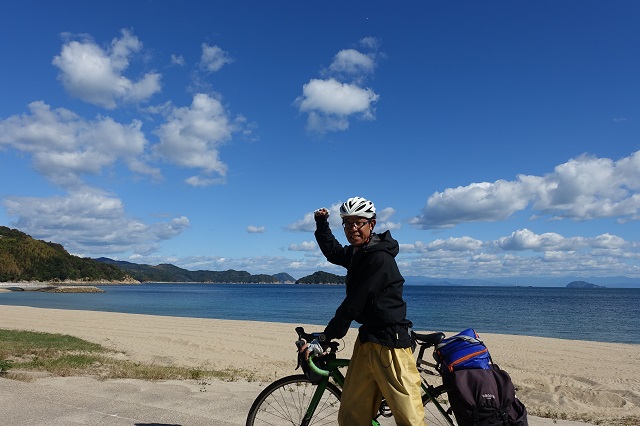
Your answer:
[246,374,342,426]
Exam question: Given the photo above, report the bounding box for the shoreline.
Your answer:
[0,285,105,293]
[0,305,638,424]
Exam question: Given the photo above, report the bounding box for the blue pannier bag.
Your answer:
[434,328,491,373]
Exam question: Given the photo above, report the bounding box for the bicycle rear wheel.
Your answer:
[246,374,342,426]
[422,385,456,426]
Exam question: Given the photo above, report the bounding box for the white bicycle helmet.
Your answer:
[339,196,376,219]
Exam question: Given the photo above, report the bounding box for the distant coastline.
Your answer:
[0,279,137,292]
[0,284,105,293]
[5,275,640,289]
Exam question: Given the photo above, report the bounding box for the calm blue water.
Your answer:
[1,284,638,344]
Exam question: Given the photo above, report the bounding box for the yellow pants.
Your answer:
[338,339,426,426]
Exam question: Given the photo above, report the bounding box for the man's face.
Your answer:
[342,215,375,246]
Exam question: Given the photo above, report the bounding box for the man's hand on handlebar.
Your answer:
[298,338,327,361]
[295,327,337,361]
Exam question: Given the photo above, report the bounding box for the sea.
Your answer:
[1,284,639,345]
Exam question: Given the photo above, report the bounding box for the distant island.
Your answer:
[566,281,606,289]
[295,271,346,285]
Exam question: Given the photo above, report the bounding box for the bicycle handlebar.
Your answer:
[307,354,330,377]
[294,327,447,377]
[295,326,339,377]
[295,326,321,343]
[295,326,340,351]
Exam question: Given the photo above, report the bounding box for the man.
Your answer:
[303,196,425,426]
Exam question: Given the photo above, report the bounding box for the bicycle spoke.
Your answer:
[247,375,341,426]
[422,391,456,426]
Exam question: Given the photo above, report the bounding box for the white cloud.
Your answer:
[200,43,233,72]
[296,39,381,134]
[399,241,426,253]
[297,78,379,116]
[396,229,639,278]
[247,225,266,233]
[185,176,226,187]
[533,153,640,220]
[412,180,532,229]
[359,37,381,51]
[3,190,190,256]
[304,111,350,133]
[591,233,627,249]
[411,151,640,229]
[401,236,484,254]
[295,79,379,133]
[375,207,401,231]
[0,101,158,188]
[154,93,235,184]
[497,229,578,251]
[430,236,485,251]
[0,95,241,191]
[496,228,629,252]
[171,54,185,66]
[328,49,375,75]
[287,211,318,232]
[52,29,161,109]
[289,241,318,252]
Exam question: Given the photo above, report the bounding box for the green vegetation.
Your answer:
[0,329,252,382]
[296,270,346,284]
[1,225,336,285]
[273,272,296,283]
[96,258,281,283]
[0,358,14,374]
[0,226,131,283]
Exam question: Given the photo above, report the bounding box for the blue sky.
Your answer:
[1,1,639,280]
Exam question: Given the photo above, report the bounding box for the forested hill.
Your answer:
[96,258,280,283]
[0,225,341,285]
[0,226,133,283]
[295,271,346,284]
[0,225,319,284]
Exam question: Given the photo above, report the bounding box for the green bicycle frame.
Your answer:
[303,356,348,425]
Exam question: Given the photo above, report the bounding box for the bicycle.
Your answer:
[246,326,457,426]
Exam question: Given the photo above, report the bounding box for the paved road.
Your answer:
[0,376,596,425]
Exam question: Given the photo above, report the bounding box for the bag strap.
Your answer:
[436,334,485,349]
[446,348,490,371]
[472,405,508,426]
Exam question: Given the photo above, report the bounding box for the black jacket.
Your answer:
[315,217,413,348]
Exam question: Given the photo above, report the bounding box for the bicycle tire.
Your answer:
[422,389,457,426]
[246,374,342,426]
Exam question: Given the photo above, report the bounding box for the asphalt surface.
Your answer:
[0,376,597,426]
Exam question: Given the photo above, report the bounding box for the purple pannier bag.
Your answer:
[444,365,529,426]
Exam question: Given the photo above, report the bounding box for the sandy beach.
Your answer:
[0,305,638,425]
